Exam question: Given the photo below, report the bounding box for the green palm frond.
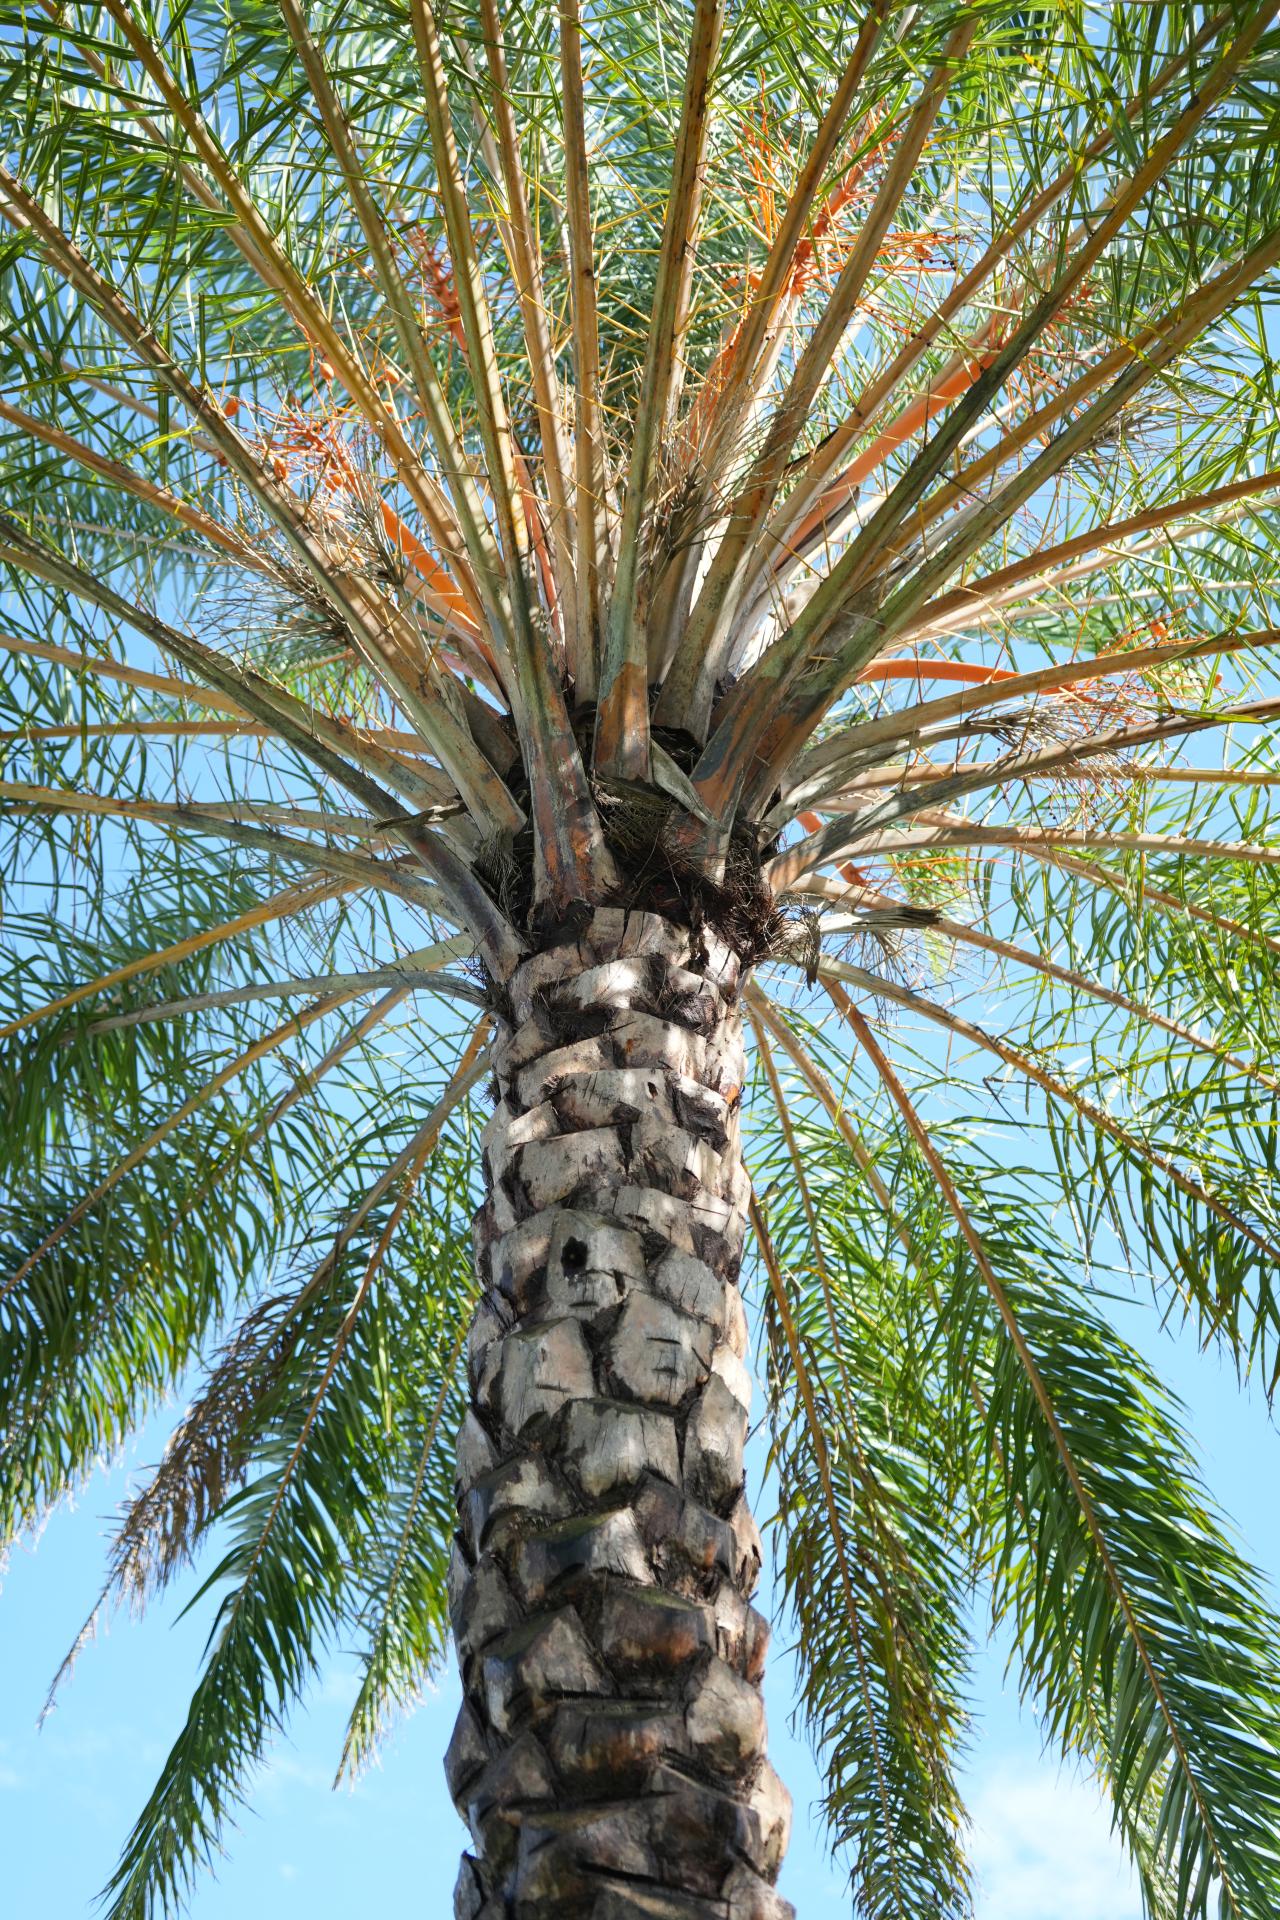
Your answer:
[750,1139,973,1920]
[4,1,1280,1914]
[93,1073,482,1920]
[961,1197,1280,1920]
[743,1006,1280,1919]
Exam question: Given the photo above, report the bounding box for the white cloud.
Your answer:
[969,1765,1139,1920]
[257,1751,333,1795]
[315,1666,361,1709]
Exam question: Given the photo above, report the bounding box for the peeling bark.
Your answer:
[449,908,792,1918]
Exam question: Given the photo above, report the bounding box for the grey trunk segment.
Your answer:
[448,907,794,1920]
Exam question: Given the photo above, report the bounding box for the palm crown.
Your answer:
[3,1,1280,1916]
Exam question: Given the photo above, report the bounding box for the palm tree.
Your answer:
[3,0,1280,1913]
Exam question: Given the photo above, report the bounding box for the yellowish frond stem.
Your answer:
[0,879,341,1042]
[596,0,724,780]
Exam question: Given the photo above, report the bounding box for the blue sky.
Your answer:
[2,1285,1276,1919]
[2,11,1278,1910]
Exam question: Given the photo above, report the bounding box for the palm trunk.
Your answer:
[447,906,793,1918]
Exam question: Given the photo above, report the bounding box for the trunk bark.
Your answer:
[447,907,793,1919]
